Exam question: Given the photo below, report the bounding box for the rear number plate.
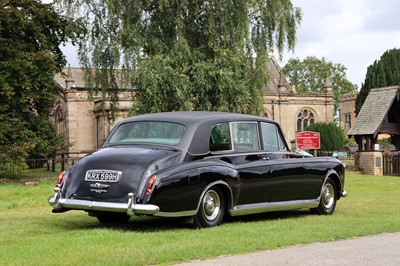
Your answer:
[85,170,122,182]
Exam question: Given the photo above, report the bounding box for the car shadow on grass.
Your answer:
[226,209,311,224]
[49,214,194,231]
[49,209,312,232]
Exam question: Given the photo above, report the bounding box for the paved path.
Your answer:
[177,232,400,266]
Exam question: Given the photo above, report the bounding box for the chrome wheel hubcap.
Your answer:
[202,190,220,221]
[322,183,334,209]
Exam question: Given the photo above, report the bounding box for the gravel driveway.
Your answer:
[177,232,400,266]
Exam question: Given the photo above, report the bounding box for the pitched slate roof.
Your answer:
[347,86,400,137]
[265,56,293,94]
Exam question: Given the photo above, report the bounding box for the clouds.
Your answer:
[363,0,400,32]
[281,0,400,87]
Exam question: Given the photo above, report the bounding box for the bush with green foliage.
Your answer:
[305,122,346,151]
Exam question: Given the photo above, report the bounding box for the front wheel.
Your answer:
[193,187,225,228]
[311,178,337,215]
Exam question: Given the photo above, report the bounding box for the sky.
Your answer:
[281,0,400,87]
[62,0,400,88]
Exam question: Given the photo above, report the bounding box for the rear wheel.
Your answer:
[311,178,337,215]
[96,213,130,224]
[193,186,225,228]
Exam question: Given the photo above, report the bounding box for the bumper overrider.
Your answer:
[48,188,160,216]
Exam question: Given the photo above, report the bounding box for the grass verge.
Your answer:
[0,173,399,265]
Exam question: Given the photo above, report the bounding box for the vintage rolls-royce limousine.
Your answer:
[49,111,347,227]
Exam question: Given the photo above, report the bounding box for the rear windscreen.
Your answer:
[108,121,185,145]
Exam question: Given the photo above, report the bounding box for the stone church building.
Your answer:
[51,58,335,157]
[338,92,357,134]
[263,58,334,147]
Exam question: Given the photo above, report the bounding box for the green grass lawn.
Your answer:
[1,173,400,265]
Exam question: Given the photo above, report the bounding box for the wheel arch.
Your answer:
[195,180,233,215]
[324,170,342,200]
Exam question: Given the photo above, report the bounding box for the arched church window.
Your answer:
[296,109,315,132]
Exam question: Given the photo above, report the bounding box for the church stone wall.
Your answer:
[339,93,357,134]
[51,87,133,158]
[65,90,97,156]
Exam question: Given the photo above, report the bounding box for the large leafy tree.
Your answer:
[58,0,302,116]
[0,0,78,166]
[283,56,357,113]
[355,48,400,115]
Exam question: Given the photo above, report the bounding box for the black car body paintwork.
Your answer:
[49,111,346,227]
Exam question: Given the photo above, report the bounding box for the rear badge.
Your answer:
[90,189,108,194]
[90,183,110,189]
[85,170,122,182]
[90,183,111,193]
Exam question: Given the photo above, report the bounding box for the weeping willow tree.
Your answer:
[58,0,302,116]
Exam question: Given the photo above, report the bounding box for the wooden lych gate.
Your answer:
[347,86,400,176]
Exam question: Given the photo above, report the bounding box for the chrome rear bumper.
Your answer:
[49,188,159,216]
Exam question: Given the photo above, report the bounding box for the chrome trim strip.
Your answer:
[205,151,269,159]
[229,199,319,216]
[155,210,197,217]
[49,193,159,216]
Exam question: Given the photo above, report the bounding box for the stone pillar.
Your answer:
[358,151,383,176]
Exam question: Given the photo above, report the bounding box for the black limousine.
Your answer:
[49,111,347,227]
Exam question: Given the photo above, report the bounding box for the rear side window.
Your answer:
[231,122,260,151]
[261,122,287,151]
[210,123,231,151]
[209,122,261,152]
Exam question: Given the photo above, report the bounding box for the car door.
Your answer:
[209,121,271,205]
[260,122,308,202]
[227,122,271,205]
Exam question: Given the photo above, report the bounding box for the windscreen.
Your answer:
[108,121,185,145]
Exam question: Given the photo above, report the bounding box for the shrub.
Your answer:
[305,122,346,151]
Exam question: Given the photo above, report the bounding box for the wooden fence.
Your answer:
[383,154,400,176]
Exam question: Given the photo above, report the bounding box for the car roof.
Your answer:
[121,111,272,124]
[108,111,278,155]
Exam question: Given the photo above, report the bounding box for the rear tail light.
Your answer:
[55,171,65,189]
[145,175,157,195]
